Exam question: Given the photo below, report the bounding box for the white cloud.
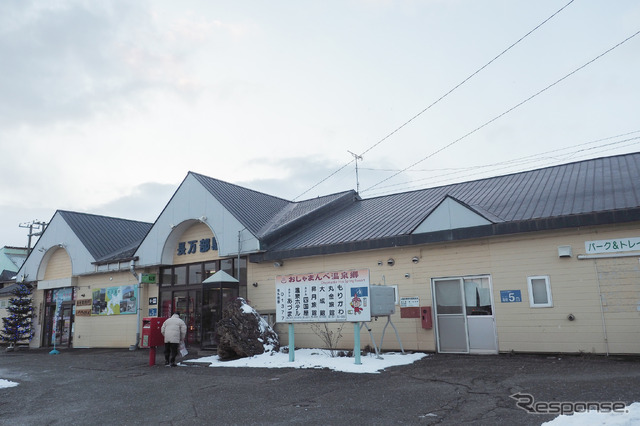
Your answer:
[1,0,640,247]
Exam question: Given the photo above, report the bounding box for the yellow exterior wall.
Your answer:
[246,223,640,355]
[73,271,141,348]
[248,246,436,352]
[25,221,637,353]
[28,248,73,348]
[43,248,72,280]
[172,223,221,265]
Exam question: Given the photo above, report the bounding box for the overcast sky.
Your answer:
[1,0,639,248]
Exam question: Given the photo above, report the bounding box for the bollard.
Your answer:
[149,346,156,366]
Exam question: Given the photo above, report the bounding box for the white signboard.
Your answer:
[400,297,420,308]
[276,269,371,323]
[585,237,640,254]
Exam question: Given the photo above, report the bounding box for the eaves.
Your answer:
[249,207,640,263]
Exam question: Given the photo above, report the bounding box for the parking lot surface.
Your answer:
[1,347,640,425]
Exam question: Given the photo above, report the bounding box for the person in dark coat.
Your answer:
[161,312,187,366]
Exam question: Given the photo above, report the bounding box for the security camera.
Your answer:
[412,256,419,264]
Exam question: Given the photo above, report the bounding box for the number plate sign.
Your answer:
[500,290,522,303]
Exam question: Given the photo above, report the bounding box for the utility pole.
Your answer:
[347,150,363,193]
[19,220,48,254]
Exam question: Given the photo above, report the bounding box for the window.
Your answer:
[174,266,187,286]
[160,267,172,287]
[527,276,553,308]
[188,264,203,285]
[221,258,233,276]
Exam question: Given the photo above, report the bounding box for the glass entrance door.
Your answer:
[434,279,468,353]
[464,277,496,353]
[433,276,497,354]
[202,283,238,349]
[59,305,72,346]
[44,303,73,348]
[170,291,201,345]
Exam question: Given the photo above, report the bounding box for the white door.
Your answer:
[433,276,498,354]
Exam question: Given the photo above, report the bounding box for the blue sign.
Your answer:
[148,308,158,316]
[500,290,522,303]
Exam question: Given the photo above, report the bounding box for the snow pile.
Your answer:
[543,402,640,426]
[191,348,428,373]
[0,378,18,389]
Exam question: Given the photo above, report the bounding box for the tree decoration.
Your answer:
[1,284,35,347]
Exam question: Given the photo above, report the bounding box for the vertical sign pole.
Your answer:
[354,322,362,365]
[289,323,295,362]
[50,299,61,355]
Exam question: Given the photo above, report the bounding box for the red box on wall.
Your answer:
[421,306,433,329]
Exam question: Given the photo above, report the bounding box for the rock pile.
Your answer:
[215,297,280,360]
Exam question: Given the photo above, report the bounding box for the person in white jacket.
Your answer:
[161,312,187,366]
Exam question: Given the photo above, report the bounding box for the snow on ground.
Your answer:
[0,378,18,389]
[189,348,427,374]
[542,402,640,426]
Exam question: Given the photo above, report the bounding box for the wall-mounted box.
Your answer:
[370,286,396,316]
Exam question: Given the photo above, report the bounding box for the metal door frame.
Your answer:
[432,275,498,354]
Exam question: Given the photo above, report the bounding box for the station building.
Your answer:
[14,152,640,354]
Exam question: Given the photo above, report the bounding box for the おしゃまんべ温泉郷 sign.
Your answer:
[276,269,371,323]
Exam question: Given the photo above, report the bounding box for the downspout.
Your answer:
[593,259,610,356]
[237,230,241,280]
[238,228,247,296]
[130,260,141,350]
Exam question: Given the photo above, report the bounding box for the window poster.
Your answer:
[51,287,73,304]
[275,269,371,323]
[91,285,138,316]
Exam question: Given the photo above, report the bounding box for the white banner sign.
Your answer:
[585,237,640,254]
[276,269,371,323]
[400,297,420,308]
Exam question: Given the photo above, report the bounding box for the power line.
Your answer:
[358,0,576,159]
[292,0,575,201]
[364,135,640,197]
[361,28,640,194]
[360,129,640,174]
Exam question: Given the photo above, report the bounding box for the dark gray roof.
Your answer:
[58,211,153,262]
[258,191,359,244]
[1,270,17,283]
[190,172,359,241]
[0,282,18,295]
[190,172,290,236]
[255,152,640,259]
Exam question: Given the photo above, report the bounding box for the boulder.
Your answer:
[215,297,280,360]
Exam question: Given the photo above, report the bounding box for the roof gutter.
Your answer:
[249,207,640,263]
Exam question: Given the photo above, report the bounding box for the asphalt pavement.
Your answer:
[1,346,640,425]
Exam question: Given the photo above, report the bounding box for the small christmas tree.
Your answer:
[1,284,35,347]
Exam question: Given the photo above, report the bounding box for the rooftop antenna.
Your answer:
[347,150,363,193]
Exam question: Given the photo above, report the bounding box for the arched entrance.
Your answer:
[38,247,75,349]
